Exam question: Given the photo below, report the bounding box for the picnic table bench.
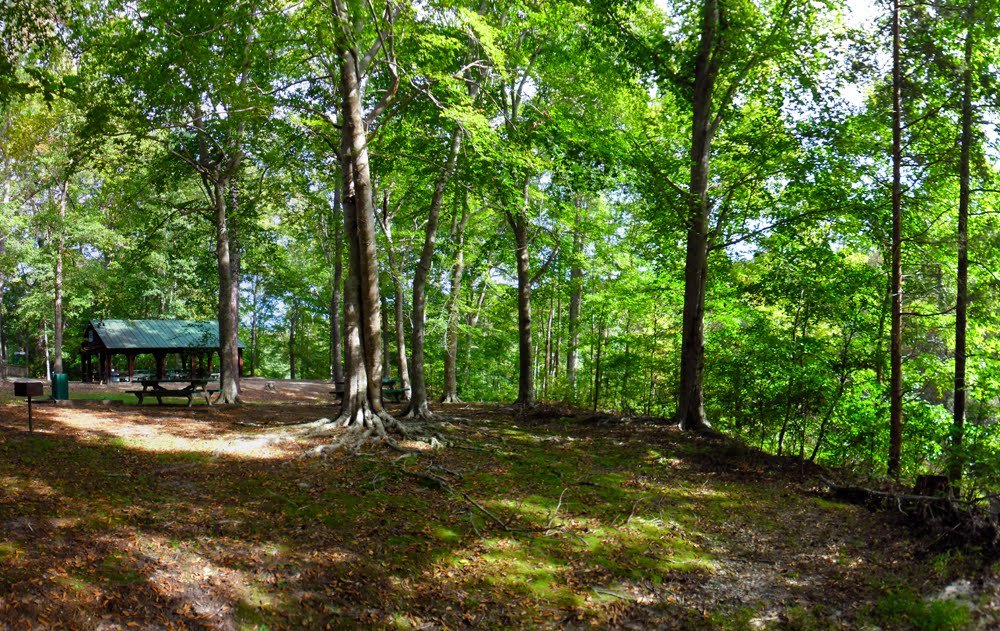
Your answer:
[330,378,408,403]
[127,379,218,407]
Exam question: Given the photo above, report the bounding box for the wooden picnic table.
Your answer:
[128,378,218,407]
[330,378,408,403]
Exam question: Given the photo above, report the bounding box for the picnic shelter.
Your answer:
[81,319,246,383]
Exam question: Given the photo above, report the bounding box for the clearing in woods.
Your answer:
[1,379,998,629]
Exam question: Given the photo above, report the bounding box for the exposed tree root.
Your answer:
[304,410,446,455]
[440,394,462,404]
[822,478,1000,552]
[401,401,439,422]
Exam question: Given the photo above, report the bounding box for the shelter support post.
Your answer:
[154,352,166,380]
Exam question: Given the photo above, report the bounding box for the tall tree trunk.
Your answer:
[405,126,464,419]
[543,290,554,399]
[676,0,721,432]
[381,276,391,379]
[392,265,409,398]
[593,313,607,412]
[887,0,904,478]
[339,136,372,423]
[567,202,583,394]
[331,188,344,384]
[553,287,561,384]
[0,260,5,380]
[462,276,488,389]
[951,9,974,484]
[621,312,632,411]
[53,177,67,375]
[229,177,242,304]
[250,278,259,377]
[213,178,242,403]
[334,18,390,425]
[289,304,297,380]
[509,184,535,407]
[442,191,471,403]
[42,319,51,381]
[1,176,8,379]
[379,199,411,399]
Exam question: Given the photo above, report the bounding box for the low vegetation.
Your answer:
[2,389,998,629]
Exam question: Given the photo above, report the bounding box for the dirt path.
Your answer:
[0,386,997,629]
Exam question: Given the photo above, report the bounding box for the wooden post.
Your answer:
[127,354,135,382]
[154,352,166,380]
[207,352,214,376]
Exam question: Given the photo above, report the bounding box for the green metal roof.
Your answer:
[89,320,246,351]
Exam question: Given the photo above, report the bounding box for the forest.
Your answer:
[6,0,1000,626]
[4,0,998,486]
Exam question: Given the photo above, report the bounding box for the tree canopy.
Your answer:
[3,0,1000,486]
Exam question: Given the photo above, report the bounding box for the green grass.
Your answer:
[872,588,971,631]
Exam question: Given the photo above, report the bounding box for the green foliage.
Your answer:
[2,0,1000,492]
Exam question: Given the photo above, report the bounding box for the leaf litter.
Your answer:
[0,381,998,629]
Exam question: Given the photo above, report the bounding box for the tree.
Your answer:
[83,0,287,402]
[591,0,823,431]
[320,0,405,434]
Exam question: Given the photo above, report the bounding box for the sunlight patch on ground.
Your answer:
[43,408,297,460]
[133,532,283,622]
[0,474,57,498]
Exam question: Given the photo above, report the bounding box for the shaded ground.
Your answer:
[1,380,998,629]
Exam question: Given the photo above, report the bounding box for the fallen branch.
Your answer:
[404,470,454,493]
[821,478,999,551]
[463,493,511,530]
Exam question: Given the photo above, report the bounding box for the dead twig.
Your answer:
[592,587,633,601]
[463,493,510,530]
[546,488,568,530]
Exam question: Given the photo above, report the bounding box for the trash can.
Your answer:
[52,373,69,400]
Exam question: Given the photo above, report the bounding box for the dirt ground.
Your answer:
[1,379,999,629]
[65,376,340,404]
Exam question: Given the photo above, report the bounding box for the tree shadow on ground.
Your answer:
[0,401,980,629]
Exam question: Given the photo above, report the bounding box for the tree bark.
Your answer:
[508,183,535,407]
[462,276,489,389]
[567,204,583,395]
[53,177,67,375]
[289,303,297,380]
[381,275,392,378]
[951,8,974,483]
[331,188,344,383]
[888,0,904,478]
[334,9,390,425]
[1,177,8,379]
[339,133,373,423]
[593,313,607,412]
[543,290,555,399]
[442,191,471,403]
[250,278,259,377]
[553,287,561,383]
[213,177,242,403]
[676,0,721,432]
[405,125,465,419]
[378,197,411,398]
